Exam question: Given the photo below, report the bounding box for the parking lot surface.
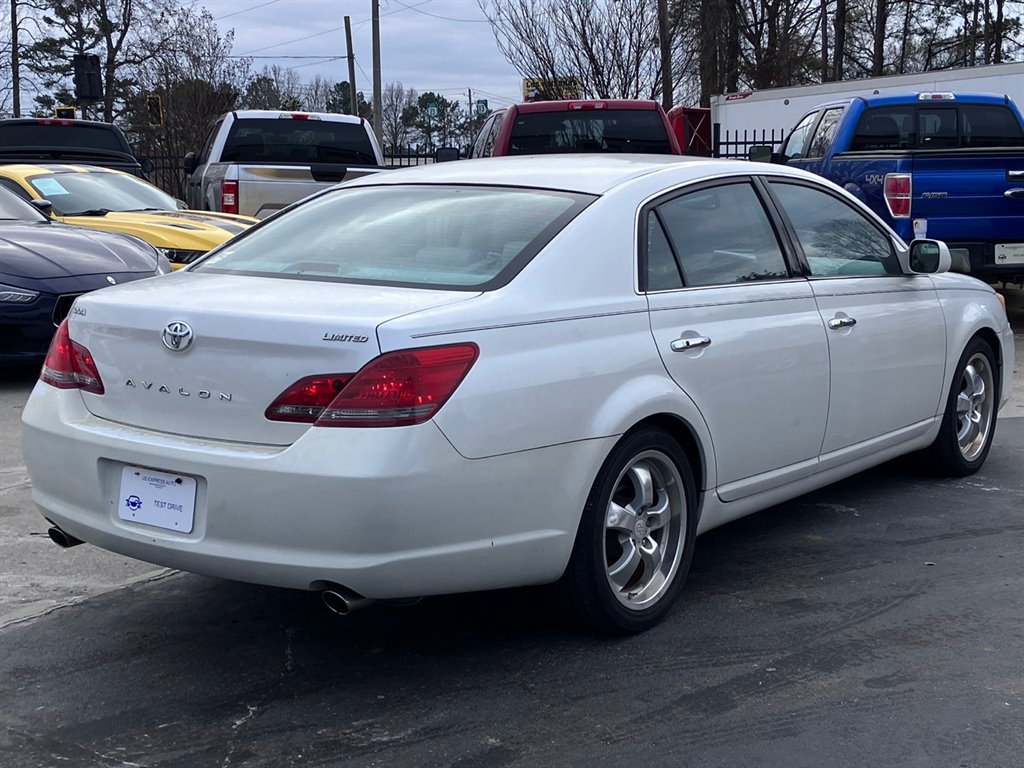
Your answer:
[1,290,1022,767]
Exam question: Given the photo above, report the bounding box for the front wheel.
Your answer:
[560,428,697,634]
[927,338,999,476]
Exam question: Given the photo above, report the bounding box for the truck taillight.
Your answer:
[221,180,238,214]
[265,344,479,427]
[883,173,912,218]
[40,319,105,394]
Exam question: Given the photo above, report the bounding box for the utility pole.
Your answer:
[344,15,357,117]
[656,0,673,110]
[11,0,21,117]
[371,0,382,147]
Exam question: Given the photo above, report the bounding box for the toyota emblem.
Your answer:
[162,321,194,351]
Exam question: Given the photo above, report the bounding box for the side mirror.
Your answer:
[183,152,198,174]
[30,198,54,216]
[748,145,773,163]
[434,147,460,163]
[139,156,155,175]
[901,239,952,274]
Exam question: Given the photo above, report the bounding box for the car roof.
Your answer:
[231,109,366,125]
[513,99,662,114]
[343,155,817,196]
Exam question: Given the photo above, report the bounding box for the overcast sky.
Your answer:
[201,0,525,110]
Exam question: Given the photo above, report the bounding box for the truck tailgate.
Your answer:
[910,150,1024,241]
[236,164,389,219]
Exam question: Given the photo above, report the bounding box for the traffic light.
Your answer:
[72,54,102,101]
[55,106,77,119]
[146,94,164,128]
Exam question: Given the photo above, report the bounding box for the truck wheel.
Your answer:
[927,337,998,476]
[560,428,697,634]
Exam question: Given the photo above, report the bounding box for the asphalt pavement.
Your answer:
[1,290,1022,767]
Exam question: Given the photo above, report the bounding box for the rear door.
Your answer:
[763,178,946,458]
[643,178,830,500]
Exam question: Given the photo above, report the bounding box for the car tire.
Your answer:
[927,337,999,476]
[560,427,697,634]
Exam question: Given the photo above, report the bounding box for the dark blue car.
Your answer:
[1,186,171,363]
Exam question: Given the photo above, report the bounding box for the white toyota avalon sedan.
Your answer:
[21,156,1013,633]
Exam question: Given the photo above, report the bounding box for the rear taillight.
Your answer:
[40,319,105,394]
[883,173,912,218]
[265,343,479,427]
[221,180,239,214]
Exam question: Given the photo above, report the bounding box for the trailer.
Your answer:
[710,61,1024,157]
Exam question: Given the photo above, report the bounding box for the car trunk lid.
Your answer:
[69,272,479,445]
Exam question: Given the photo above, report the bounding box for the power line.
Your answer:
[388,0,489,23]
[214,0,283,21]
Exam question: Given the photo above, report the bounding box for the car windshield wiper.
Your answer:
[125,207,164,212]
[66,208,113,216]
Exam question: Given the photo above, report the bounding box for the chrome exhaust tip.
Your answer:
[47,525,84,549]
[322,586,374,616]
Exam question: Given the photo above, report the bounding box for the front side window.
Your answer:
[769,181,900,277]
[482,111,505,157]
[196,185,594,290]
[655,182,790,287]
[782,111,819,159]
[470,115,495,158]
[26,171,179,215]
[0,186,48,222]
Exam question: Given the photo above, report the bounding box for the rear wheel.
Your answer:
[561,428,697,634]
[928,338,998,476]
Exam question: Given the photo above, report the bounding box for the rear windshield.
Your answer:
[221,118,379,165]
[508,110,672,154]
[0,123,128,152]
[850,104,1024,150]
[195,185,593,290]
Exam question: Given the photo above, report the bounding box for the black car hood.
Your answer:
[0,222,157,279]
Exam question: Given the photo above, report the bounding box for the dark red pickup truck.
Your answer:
[467,99,683,158]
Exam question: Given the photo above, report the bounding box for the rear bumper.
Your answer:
[944,242,1024,284]
[21,383,611,598]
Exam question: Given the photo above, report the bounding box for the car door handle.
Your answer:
[828,317,857,330]
[1008,170,1024,180]
[1005,189,1024,200]
[671,336,711,351]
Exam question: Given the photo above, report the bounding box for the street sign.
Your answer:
[522,77,582,102]
[427,101,439,119]
[475,99,488,116]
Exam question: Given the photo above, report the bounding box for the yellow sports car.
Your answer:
[0,164,257,268]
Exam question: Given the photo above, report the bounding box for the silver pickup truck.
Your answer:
[183,110,387,219]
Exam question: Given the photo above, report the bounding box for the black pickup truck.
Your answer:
[0,118,151,176]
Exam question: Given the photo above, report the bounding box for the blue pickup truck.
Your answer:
[768,92,1024,283]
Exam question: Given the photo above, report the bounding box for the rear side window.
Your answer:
[850,107,915,151]
[0,123,127,152]
[654,182,789,287]
[507,110,671,154]
[960,105,1024,147]
[221,118,378,165]
[197,185,594,290]
[807,108,844,157]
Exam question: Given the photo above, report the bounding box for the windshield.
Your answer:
[26,171,179,215]
[508,110,672,154]
[0,186,48,222]
[221,118,379,165]
[196,185,593,290]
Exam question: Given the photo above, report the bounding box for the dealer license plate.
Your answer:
[994,244,1024,265]
[118,466,196,533]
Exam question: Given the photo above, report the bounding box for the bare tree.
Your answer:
[479,0,667,100]
[380,80,417,149]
